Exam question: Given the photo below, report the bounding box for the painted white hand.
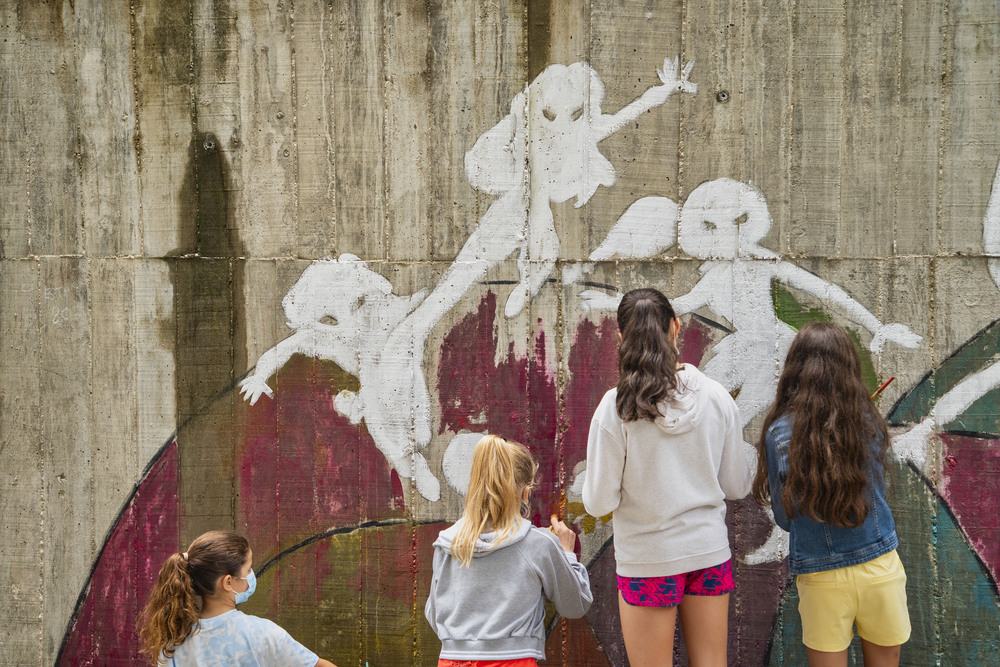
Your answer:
[238,375,274,406]
[579,289,623,313]
[870,323,922,354]
[656,56,697,96]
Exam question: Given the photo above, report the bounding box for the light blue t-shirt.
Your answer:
[160,610,319,667]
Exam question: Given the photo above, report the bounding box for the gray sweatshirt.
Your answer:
[424,518,593,661]
[583,363,752,577]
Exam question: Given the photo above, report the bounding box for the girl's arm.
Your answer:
[764,428,792,531]
[423,547,445,636]
[536,531,593,620]
[717,395,752,499]
[582,419,626,519]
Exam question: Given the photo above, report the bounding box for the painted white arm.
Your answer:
[239,327,360,405]
[670,274,714,316]
[775,262,921,352]
[594,57,696,142]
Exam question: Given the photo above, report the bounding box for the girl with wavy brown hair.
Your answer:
[584,287,751,666]
[753,322,910,666]
[138,530,336,666]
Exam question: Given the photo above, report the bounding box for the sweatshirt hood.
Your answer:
[433,517,533,557]
[653,364,704,435]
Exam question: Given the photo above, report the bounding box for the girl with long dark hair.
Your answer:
[753,322,910,666]
[584,287,751,666]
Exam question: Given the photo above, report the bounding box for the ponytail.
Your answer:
[138,531,250,664]
[452,435,538,567]
[615,288,680,421]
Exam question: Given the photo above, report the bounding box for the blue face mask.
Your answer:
[234,569,256,605]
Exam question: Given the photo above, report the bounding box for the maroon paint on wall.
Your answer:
[940,433,1000,582]
[239,354,406,565]
[59,441,181,665]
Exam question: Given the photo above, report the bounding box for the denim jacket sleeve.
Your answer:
[764,421,792,532]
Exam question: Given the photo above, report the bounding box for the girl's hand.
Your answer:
[550,515,577,553]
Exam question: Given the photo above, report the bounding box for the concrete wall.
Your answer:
[1,0,998,664]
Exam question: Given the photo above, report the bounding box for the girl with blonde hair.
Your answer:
[139,530,336,666]
[425,435,593,666]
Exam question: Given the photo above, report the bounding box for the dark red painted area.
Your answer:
[940,433,1000,583]
[239,354,406,564]
[438,292,562,517]
[59,441,180,666]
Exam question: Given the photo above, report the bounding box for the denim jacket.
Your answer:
[764,414,898,574]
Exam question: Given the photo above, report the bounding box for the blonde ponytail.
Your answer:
[451,435,538,566]
[138,531,250,664]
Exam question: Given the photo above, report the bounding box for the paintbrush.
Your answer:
[871,376,895,400]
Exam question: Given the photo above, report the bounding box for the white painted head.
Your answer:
[281,253,394,330]
[678,178,777,260]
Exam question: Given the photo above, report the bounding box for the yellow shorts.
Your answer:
[796,549,911,652]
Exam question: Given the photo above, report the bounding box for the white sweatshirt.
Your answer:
[583,364,752,577]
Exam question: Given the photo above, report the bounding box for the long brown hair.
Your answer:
[138,530,250,664]
[451,435,538,567]
[752,322,889,528]
[616,287,680,421]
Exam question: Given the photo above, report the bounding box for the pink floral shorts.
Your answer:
[617,559,734,607]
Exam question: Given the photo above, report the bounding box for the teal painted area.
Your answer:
[771,282,879,393]
[890,318,1000,436]
[767,464,1000,665]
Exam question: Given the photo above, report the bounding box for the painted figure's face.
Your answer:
[526,63,612,205]
[678,178,773,259]
[281,254,392,330]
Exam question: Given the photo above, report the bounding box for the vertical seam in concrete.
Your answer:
[288,1,301,258]
[128,0,145,259]
[837,0,846,261]
[320,4,335,256]
[678,0,688,202]
[32,256,43,663]
[70,3,86,257]
[891,0,903,259]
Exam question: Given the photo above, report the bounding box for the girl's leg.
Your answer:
[806,648,849,667]
[618,591,677,667]
[860,639,901,667]
[677,594,729,667]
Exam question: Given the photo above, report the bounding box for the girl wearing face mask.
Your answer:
[139,530,337,666]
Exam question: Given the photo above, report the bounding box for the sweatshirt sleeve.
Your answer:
[532,531,593,619]
[765,428,791,531]
[717,394,752,500]
[423,546,445,635]
[582,406,626,518]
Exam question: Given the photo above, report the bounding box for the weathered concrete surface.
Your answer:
[2,1,999,665]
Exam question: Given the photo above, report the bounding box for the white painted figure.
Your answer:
[239,254,441,501]
[416,56,698,495]
[894,159,1000,468]
[579,178,921,564]
[454,56,696,322]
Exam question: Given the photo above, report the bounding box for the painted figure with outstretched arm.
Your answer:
[239,254,441,501]
[579,178,921,563]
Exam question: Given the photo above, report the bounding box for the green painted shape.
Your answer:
[768,464,1000,665]
[771,281,879,393]
[889,318,1000,436]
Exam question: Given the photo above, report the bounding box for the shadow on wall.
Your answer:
[170,132,248,534]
